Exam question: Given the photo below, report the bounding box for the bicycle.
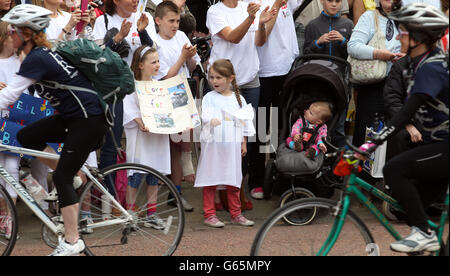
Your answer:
[0,143,185,256]
[250,140,449,256]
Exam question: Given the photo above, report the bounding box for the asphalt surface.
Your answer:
[8,180,447,256]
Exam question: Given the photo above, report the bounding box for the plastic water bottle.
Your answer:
[101,195,112,220]
[21,173,48,203]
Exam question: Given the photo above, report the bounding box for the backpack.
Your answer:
[54,39,135,117]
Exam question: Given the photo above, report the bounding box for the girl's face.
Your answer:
[304,105,324,125]
[7,26,23,51]
[140,51,160,79]
[396,24,410,52]
[208,68,233,94]
[0,0,11,11]
[114,0,138,15]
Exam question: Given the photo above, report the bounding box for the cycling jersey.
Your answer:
[15,47,103,119]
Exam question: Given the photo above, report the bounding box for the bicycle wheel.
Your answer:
[251,198,377,256]
[78,163,185,256]
[278,188,316,226]
[0,185,18,256]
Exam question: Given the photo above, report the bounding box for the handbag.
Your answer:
[348,10,388,84]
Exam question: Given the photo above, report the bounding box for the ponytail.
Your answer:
[231,74,242,108]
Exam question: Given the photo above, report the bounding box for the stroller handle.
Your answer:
[295,54,351,74]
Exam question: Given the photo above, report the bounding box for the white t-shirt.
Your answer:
[92,12,158,66]
[45,11,74,42]
[247,0,301,77]
[206,1,260,86]
[154,30,201,80]
[0,55,23,116]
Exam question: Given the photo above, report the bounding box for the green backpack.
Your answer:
[55,38,135,108]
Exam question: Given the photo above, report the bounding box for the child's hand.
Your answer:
[317,32,331,45]
[0,82,6,90]
[181,44,197,60]
[328,30,344,42]
[211,118,221,127]
[293,134,301,142]
[137,13,149,33]
[319,143,327,153]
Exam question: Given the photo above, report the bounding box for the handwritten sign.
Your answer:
[136,75,200,134]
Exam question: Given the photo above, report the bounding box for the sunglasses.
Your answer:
[6,25,21,36]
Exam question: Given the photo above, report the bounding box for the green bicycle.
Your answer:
[250,140,449,256]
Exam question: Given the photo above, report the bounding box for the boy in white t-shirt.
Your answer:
[154,1,200,80]
[153,1,200,212]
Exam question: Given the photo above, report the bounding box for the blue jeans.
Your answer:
[240,86,260,177]
[128,173,158,188]
[99,102,124,196]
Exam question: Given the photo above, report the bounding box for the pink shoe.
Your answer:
[204,215,225,228]
[231,214,255,227]
[250,187,264,200]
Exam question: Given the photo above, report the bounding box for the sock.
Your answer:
[176,185,181,194]
[147,203,157,216]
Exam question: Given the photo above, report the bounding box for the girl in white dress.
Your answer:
[123,45,171,229]
[194,59,256,228]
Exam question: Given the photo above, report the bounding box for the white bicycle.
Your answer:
[0,144,185,256]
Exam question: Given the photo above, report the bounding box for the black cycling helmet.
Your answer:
[389,3,449,43]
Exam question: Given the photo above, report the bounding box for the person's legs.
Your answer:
[99,102,124,196]
[385,142,448,253]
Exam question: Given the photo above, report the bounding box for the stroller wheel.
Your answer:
[263,159,276,199]
[279,188,316,226]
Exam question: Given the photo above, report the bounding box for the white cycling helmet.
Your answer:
[389,3,449,42]
[1,4,52,32]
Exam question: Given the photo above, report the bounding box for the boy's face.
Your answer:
[156,11,180,39]
[321,0,342,16]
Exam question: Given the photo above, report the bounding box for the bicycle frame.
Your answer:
[0,144,133,238]
[317,165,449,256]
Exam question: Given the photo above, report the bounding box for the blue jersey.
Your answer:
[17,47,103,119]
[410,49,449,143]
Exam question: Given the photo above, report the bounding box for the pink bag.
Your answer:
[115,149,128,207]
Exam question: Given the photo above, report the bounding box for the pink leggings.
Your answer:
[203,186,241,219]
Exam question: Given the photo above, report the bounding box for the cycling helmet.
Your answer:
[389,3,449,42]
[1,4,52,32]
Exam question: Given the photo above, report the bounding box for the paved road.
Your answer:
[9,182,447,256]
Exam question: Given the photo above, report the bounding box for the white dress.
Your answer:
[194,91,255,188]
[123,91,171,176]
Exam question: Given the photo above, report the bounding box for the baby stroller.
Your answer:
[263,54,351,225]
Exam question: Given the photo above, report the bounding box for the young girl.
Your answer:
[194,59,256,228]
[123,45,171,230]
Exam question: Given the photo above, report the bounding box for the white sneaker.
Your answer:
[49,239,86,256]
[180,196,194,212]
[144,214,165,230]
[45,176,83,202]
[390,227,440,253]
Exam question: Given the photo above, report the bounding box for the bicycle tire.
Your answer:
[251,198,377,256]
[0,185,18,256]
[278,188,316,226]
[78,163,185,256]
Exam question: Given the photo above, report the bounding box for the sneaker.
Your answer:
[49,239,86,256]
[180,196,194,212]
[80,215,94,234]
[144,214,165,230]
[45,176,83,202]
[250,187,264,200]
[390,227,440,253]
[231,214,254,227]
[204,215,225,228]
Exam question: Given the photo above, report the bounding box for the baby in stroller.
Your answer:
[286,101,333,159]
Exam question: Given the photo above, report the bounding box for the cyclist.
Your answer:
[358,3,448,253]
[0,4,109,256]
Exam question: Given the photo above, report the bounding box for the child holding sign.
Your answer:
[123,45,170,230]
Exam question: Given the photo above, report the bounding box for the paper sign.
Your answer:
[136,0,149,22]
[136,75,200,134]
